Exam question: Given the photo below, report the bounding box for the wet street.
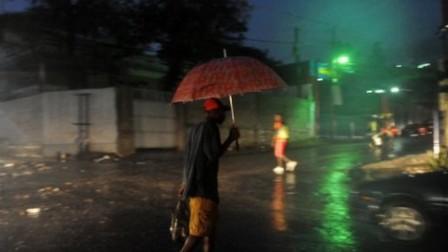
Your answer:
[0,138,443,252]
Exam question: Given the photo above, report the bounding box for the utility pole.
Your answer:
[292,27,300,63]
[441,0,448,57]
[438,0,448,154]
[440,0,448,142]
[330,26,338,138]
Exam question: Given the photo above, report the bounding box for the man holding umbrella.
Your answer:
[172,55,285,251]
[178,98,240,252]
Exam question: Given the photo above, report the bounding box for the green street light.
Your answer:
[332,54,354,73]
[335,55,350,65]
[374,89,385,94]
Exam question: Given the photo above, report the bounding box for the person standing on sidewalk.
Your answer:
[178,98,240,252]
[272,114,297,175]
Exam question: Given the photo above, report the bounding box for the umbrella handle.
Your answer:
[229,95,235,123]
[229,95,239,151]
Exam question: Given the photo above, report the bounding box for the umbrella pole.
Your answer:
[228,95,239,151]
[223,48,233,122]
[229,95,235,123]
[224,49,239,151]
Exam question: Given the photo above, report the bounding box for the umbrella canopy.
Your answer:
[171,56,286,103]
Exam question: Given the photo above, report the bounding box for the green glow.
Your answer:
[335,55,350,65]
[374,89,385,94]
[395,64,403,68]
[390,87,400,93]
[332,54,354,73]
[366,90,373,94]
[318,154,357,249]
[317,78,324,82]
[289,99,315,140]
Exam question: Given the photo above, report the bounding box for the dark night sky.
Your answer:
[246,0,443,65]
[2,0,443,65]
[1,0,26,12]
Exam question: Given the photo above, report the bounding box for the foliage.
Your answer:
[428,149,448,171]
[156,0,252,89]
[27,0,160,54]
[4,0,276,89]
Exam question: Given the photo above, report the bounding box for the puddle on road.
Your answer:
[318,154,358,250]
[270,172,297,232]
[271,175,287,232]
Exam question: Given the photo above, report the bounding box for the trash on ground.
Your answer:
[4,163,15,168]
[26,208,41,218]
[94,155,111,163]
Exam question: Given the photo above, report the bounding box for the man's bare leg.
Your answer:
[203,235,216,252]
[180,236,201,252]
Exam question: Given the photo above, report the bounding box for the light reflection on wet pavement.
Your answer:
[214,144,366,252]
[317,154,358,251]
[0,138,442,251]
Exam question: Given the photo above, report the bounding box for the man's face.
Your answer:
[217,109,226,124]
[208,109,226,124]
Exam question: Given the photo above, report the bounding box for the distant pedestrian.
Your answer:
[178,98,240,252]
[272,114,297,175]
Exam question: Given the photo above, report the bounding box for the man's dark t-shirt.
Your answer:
[182,119,221,203]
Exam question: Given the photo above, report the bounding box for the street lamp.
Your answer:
[417,63,431,69]
[365,87,401,94]
[390,87,400,93]
[331,54,354,74]
[335,55,350,65]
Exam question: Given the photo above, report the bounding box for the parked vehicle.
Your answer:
[351,171,448,244]
[401,123,432,137]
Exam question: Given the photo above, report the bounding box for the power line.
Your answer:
[244,37,329,49]
[244,37,294,45]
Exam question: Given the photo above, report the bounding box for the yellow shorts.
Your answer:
[188,197,218,237]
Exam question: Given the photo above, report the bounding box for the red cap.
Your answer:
[203,98,230,112]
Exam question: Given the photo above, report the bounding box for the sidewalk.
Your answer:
[359,152,435,181]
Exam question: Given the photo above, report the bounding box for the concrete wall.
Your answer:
[0,87,118,157]
[133,100,177,148]
[130,87,315,150]
[0,94,44,145]
[41,88,118,156]
[0,87,315,156]
[116,87,135,156]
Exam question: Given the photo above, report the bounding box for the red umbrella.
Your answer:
[172,55,287,123]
